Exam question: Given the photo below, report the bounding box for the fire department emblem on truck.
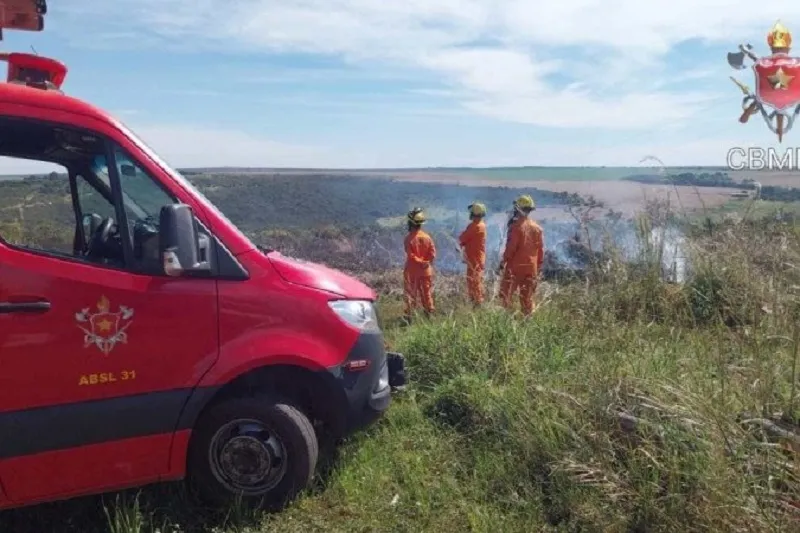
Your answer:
[75,296,134,355]
[727,21,800,142]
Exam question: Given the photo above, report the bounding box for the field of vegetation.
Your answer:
[624,171,800,203]
[1,171,799,532]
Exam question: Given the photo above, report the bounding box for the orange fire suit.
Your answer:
[459,219,487,305]
[499,217,544,315]
[404,228,436,315]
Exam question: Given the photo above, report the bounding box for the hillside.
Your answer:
[0,172,798,532]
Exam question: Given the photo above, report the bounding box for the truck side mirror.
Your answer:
[158,203,211,277]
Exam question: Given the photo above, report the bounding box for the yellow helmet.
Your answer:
[407,208,426,225]
[468,202,487,217]
[514,194,535,210]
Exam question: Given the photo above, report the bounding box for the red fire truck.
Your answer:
[0,0,404,511]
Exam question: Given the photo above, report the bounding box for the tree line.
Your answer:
[623,171,800,202]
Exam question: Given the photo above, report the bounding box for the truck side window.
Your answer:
[0,165,75,257]
[0,118,123,269]
[111,144,178,267]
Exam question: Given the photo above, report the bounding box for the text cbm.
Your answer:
[727,147,800,171]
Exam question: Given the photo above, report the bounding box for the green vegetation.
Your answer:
[624,171,800,203]
[1,174,799,532]
[760,185,800,202]
[624,171,738,188]
[693,197,800,225]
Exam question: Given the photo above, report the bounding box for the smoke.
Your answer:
[604,221,688,282]
[422,214,688,283]
[236,175,689,282]
[252,211,689,284]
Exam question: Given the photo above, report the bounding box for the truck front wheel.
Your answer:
[187,395,319,509]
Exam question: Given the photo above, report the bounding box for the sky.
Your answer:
[2,0,800,171]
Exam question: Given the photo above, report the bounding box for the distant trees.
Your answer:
[623,171,736,187]
[623,171,800,202]
[759,185,800,202]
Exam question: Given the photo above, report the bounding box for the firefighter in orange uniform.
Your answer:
[498,195,544,315]
[403,208,436,320]
[459,202,487,306]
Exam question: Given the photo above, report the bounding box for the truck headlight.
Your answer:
[376,360,389,392]
[328,300,381,332]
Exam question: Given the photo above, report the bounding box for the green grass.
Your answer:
[268,229,800,532]
[705,199,800,221]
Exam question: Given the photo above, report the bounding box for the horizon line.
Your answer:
[175,165,732,172]
[0,165,755,178]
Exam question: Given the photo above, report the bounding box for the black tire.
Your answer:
[187,395,318,510]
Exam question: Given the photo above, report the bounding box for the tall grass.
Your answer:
[274,205,800,532]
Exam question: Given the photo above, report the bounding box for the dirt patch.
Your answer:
[524,181,734,217]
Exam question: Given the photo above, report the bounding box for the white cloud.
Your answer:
[419,47,720,128]
[57,1,800,132]
[232,65,421,85]
[121,123,336,168]
[0,123,336,173]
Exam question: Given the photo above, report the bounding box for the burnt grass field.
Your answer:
[1,172,800,532]
[0,171,592,276]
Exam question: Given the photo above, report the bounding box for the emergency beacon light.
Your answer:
[0,0,46,40]
[0,51,66,90]
[0,1,56,89]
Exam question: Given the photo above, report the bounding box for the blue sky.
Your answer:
[2,1,800,171]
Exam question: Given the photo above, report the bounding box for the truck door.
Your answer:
[0,118,219,504]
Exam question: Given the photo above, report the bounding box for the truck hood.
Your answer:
[266,251,376,300]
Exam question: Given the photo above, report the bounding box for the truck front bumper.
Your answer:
[329,332,406,434]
